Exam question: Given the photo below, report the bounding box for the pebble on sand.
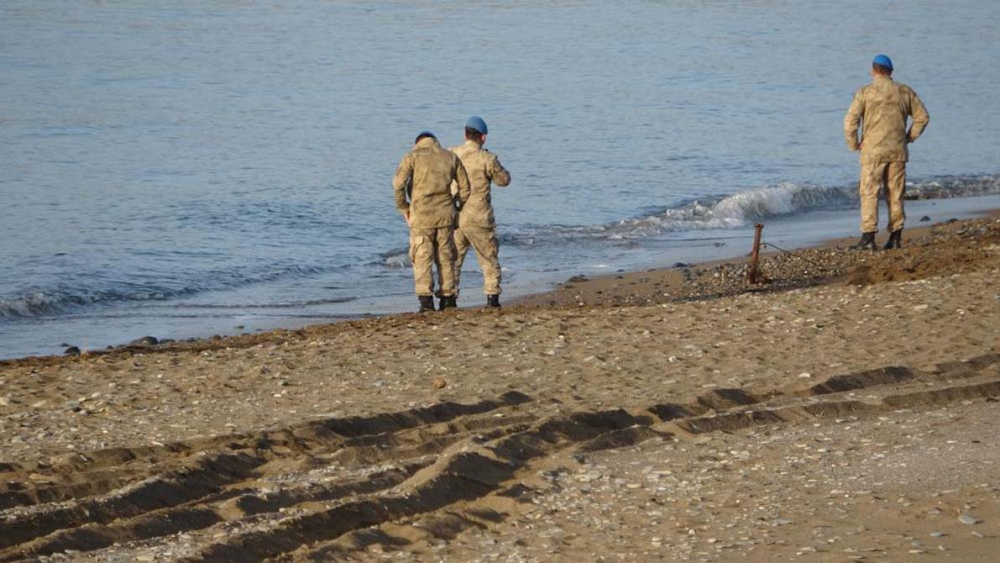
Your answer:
[958,514,981,525]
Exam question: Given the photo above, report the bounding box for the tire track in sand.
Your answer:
[0,354,998,561]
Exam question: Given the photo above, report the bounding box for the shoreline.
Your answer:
[517,207,1000,309]
[1,209,997,368]
[3,189,1000,361]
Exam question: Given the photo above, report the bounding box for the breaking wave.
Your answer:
[503,174,1000,246]
[0,292,113,320]
[0,263,337,320]
[375,248,411,269]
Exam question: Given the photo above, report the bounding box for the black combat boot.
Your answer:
[850,232,877,251]
[486,294,501,308]
[439,295,457,310]
[882,229,902,250]
[418,296,435,313]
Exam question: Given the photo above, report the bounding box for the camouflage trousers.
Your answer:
[859,161,906,233]
[409,226,457,297]
[454,226,502,296]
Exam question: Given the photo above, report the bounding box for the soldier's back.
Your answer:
[408,139,460,227]
[858,77,915,162]
[450,141,498,228]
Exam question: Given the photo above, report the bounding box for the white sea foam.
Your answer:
[504,175,1000,245]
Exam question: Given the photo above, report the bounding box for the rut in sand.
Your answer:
[1,353,999,561]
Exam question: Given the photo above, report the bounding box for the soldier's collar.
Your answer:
[416,137,441,149]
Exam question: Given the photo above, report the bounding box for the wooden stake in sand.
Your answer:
[747,223,764,284]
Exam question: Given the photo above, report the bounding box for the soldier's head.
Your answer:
[465,127,486,145]
[414,131,437,144]
[465,116,488,146]
[872,54,893,77]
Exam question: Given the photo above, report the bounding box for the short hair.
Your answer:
[465,127,485,142]
[872,63,892,76]
[415,132,436,143]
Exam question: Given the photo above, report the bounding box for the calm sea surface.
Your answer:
[2,1,1000,358]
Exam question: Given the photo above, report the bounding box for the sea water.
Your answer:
[2,1,1000,358]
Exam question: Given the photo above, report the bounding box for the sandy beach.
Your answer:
[1,215,999,562]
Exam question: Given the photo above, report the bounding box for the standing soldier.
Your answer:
[844,54,929,250]
[450,116,511,308]
[393,131,471,312]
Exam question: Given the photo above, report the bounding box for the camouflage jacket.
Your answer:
[449,140,511,229]
[844,75,929,164]
[393,137,471,228]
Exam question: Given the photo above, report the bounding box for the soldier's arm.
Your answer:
[843,89,865,151]
[392,154,414,218]
[488,153,511,187]
[448,147,461,197]
[907,89,930,143]
[454,157,471,205]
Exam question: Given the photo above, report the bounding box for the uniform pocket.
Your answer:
[409,231,431,263]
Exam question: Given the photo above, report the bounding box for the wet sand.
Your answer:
[1,215,999,561]
[517,212,1000,309]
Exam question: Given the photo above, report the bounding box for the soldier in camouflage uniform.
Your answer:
[393,131,471,312]
[844,54,930,250]
[449,117,511,308]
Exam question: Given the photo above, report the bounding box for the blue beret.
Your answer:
[465,116,488,135]
[873,54,893,71]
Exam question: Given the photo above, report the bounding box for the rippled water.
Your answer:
[2,1,1000,358]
